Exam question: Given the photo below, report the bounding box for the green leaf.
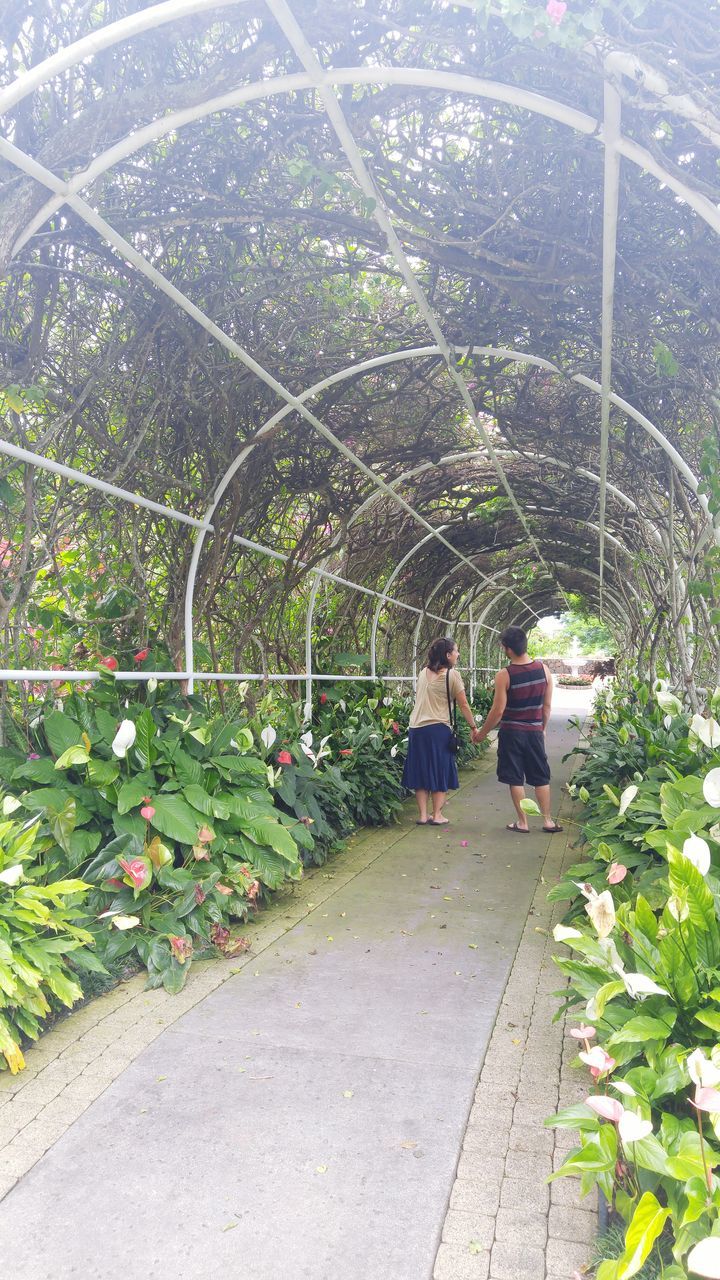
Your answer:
[240,817,299,863]
[629,1133,668,1176]
[150,794,205,846]
[54,744,90,770]
[246,846,299,890]
[45,968,83,1007]
[117,776,156,815]
[544,1103,598,1131]
[665,1130,716,1181]
[695,1009,720,1032]
[608,1014,676,1047]
[44,710,84,757]
[593,979,626,1018]
[49,797,76,854]
[212,754,266,778]
[615,1192,670,1279]
[64,827,102,868]
[11,757,59,784]
[133,709,158,770]
[86,758,120,787]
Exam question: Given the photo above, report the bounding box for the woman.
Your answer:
[402,636,480,826]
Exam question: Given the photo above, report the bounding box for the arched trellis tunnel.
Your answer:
[1,0,720,715]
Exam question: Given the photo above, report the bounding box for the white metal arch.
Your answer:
[1,15,716,693]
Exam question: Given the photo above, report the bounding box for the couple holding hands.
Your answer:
[402,629,562,833]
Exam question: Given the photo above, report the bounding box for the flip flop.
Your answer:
[429,818,450,826]
[543,823,564,833]
[506,822,529,833]
[415,820,430,826]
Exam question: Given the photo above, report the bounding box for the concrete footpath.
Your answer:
[0,691,593,1280]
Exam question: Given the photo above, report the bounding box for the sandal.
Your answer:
[429,818,450,826]
[506,822,529,833]
[415,819,430,826]
[543,823,564,833]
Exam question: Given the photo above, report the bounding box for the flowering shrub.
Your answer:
[547,681,720,1275]
[0,809,99,1073]
[0,673,303,993]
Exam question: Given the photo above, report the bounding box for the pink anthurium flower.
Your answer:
[118,856,151,891]
[607,863,628,884]
[585,1095,624,1123]
[140,802,155,821]
[580,1046,616,1078]
[277,750,293,765]
[694,1085,720,1113]
[570,1025,596,1040]
[546,0,567,23]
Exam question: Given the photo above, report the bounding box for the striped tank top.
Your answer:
[500,660,547,733]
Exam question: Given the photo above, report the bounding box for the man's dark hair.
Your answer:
[500,626,528,657]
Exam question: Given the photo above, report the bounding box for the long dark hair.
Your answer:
[427,636,457,673]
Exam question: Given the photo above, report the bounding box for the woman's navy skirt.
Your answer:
[402,723,459,792]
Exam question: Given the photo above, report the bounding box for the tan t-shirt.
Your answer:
[409,667,464,729]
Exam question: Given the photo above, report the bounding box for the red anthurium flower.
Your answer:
[134,648,150,663]
[169,935,193,964]
[392,721,400,734]
[320,692,327,704]
[340,748,353,757]
[277,750,293,765]
[118,857,149,890]
[100,656,118,671]
[211,923,231,950]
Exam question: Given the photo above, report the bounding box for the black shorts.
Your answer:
[497,728,551,787]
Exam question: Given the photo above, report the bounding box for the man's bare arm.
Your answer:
[542,664,553,730]
[475,670,508,743]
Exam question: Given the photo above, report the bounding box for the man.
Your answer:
[472,625,562,833]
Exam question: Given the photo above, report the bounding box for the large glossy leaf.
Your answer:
[133,709,158,770]
[44,710,84,757]
[609,1014,676,1047]
[117,775,156,815]
[240,817,299,863]
[615,1193,670,1280]
[11,757,59,784]
[54,744,90,770]
[248,846,300,889]
[150,793,205,846]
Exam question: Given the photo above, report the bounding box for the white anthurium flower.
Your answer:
[383,696,393,706]
[110,915,140,930]
[338,699,346,712]
[260,725,277,751]
[656,689,682,715]
[663,714,673,730]
[654,677,669,693]
[618,785,638,817]
[0,864,23,886]
[111,719,136,758]
[687,1237,720,1279]
[623,972,669,1000]
[599,937,625,975]
[611,1080,637,1097]
[687,1049,720,1089]
[585,888,616,940]
[390,745,398,758]
[300,730,313,748]
[667,894,690,922]
[618,1111,653,1144]
[586,995,600,1022]
[553,923,583,943]
[703,768,720,809]
[147,677,158,693]
[692,715,720,751]
[683,834,711,876]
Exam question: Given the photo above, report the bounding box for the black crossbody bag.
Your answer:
[445,669,459,754]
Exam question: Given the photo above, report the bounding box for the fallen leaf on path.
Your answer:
[469,1241,483,1255]
[343,1090,354,1098]
[316,1165,328,1174]
[468,943,478,949]
[443,895,452,900]
[400,1141,417,1150]
[222,1222,238,1232]
[156,1076,167,1082]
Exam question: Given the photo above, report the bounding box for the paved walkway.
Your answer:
[0,692,593,1279]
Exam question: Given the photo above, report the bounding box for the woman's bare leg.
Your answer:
[431,791,448,823]
[415,789,429,822]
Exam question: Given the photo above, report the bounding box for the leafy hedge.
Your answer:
[0,669,486,1071]
[547,680,720,1279]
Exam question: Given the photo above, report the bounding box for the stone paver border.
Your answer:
[433,790,597,1280]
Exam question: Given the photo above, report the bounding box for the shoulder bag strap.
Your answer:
[446,669,457,733]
